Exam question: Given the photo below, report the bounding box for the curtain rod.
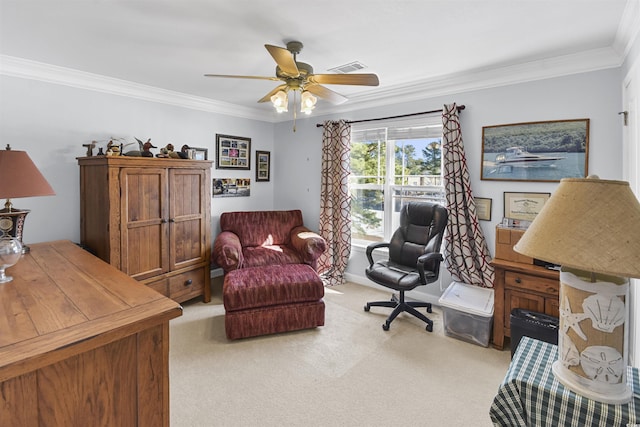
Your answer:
[315,105,465,127]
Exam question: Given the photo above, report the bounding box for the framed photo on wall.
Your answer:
[212,178,251,197]
[481,119,589,182]
[256,150,270,182]
[215,134,251,170]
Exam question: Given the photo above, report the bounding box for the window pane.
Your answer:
[350,139,386,183]
[350,187,384,242]
[350,139,386,242]
[393,137,442,184]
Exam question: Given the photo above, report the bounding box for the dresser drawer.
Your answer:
[169,267,206,302]
[505,271,559,295]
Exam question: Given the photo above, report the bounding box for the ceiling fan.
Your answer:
[204,41,379,113]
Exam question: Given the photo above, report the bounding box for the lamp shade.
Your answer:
[514,177,640,278]
[300,90,317,114]
[270,90,288,113]
[0,147,55,200]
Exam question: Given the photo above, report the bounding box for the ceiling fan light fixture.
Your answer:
[300,90,317,115]
[270,90,288,113]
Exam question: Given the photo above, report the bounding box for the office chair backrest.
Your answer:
[388,202,448,270]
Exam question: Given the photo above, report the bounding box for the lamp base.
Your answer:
[552,361,632,404]
[0,207,30,253]
[554,267,631,405]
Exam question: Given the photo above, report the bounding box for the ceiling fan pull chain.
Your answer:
[293,90,298,132]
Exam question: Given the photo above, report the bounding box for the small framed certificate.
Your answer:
[503,192,550,221]
[475,197,492,221]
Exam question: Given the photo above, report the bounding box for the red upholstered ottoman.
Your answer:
[223,264,325,340]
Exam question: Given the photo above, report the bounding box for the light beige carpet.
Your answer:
[169,281,511,426]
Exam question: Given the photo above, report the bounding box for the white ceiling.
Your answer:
[0,1,636,121]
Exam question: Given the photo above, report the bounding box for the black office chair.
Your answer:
[364,201,448,332]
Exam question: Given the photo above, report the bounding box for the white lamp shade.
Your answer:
[300,91,317,114]
[270,90,288,113]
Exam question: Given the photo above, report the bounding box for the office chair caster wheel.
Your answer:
[364,305,370,312]
[425,324,433,332]
[382,322,390,331]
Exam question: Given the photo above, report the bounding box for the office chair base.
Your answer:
[364,293,434,332]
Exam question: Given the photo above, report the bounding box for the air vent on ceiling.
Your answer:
[327,61,367,74]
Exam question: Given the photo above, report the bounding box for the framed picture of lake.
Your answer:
[481,119,589,182]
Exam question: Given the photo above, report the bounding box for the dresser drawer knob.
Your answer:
[515,277,522,284]
[184,279,193,287]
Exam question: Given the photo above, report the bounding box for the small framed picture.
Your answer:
[503,192,551,221]
[215,134,251,170]
[256,150,270,182]
[474,197,492,221]
[189,147,208,160]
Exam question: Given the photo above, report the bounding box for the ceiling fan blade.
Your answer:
[257,84,289,103]
[305,84,348,105]
[204,74,280,81]
[265,44,300,77]
[308,73,379,86]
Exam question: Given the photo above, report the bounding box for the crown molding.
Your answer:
[310,46,623,117]
[0,55,273,122]
[1,44,624,124]
[614,0,640,57]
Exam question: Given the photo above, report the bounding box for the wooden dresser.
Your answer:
[78,156,212,303]
[0,240,182,426]
[491,227,560,350]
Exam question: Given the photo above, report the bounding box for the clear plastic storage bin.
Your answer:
[438,281,494,347]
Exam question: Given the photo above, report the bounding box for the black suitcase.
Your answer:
[510,309,559,358]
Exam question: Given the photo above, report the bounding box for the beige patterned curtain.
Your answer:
[442,103,495,288]
[317,120,351,286]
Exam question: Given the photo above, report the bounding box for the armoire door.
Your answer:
[120,167,170,280]
[168,168,207,271]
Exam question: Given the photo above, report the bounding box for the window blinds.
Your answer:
[351,115,442,141]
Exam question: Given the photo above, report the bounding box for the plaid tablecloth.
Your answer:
[490,336,640,427]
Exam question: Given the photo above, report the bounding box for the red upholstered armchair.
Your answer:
[212,210,326,273]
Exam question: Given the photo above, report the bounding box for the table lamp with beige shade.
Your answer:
[514,176,640,403]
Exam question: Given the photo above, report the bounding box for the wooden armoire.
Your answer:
[78,156,212,303]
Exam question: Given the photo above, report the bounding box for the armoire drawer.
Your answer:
[169,267,206,302]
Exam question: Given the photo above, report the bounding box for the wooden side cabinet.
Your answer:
[492,259,559,350]
[78,156,212,303]
[0,240,182,426]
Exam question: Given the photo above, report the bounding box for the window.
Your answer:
[349,116,445,246]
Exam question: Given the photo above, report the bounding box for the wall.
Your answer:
[0,75,275,245]
[274,68,623,302]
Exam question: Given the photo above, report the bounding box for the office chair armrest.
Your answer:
[417,252,444,283]
[366,242,390,266]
